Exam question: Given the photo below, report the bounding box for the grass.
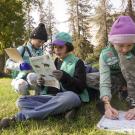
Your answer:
[0,78,128,135]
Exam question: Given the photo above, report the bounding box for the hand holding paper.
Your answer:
[125,108,135,120]
[37,76,45,86]
[52,70,63,80]
[29,54,60,89]
[105,104,119,120]
[20,62,32,71]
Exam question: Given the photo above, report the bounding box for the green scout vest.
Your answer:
[60,54,89,102]
[102,45,135,75]
[102,46,121,75]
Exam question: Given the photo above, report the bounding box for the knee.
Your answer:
[16,96,26,109]
[13,79,29,95]
[58,91,81,107]
[27,72,38,86]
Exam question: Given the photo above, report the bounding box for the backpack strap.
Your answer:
[24,46,32,57]
[21,44,32,58]
[21,46,26,57]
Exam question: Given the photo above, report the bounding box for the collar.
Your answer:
[27,42,41,51]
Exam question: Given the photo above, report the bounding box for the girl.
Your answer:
[0,32,89,128]
[5,23,48,95]
[99,16,135,120]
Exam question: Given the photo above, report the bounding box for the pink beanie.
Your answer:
[108,16,135,44]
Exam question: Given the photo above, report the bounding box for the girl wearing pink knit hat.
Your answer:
[99,16,135,120]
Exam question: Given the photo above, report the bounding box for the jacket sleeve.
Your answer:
[99,52,112,99]
[60,59,87,94]
[5,46,24,71]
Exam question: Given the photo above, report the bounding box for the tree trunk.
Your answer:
[76,0,80,38]
[103,0,108,46]
[127,0,135,21]
[0,53,5,73]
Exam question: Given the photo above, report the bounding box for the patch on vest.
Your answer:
[102,48,119,65]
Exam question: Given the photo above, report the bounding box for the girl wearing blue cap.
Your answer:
[5,23,48,95]
[0,32,89,128]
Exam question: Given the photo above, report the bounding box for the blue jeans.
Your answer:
[16,91,81,121]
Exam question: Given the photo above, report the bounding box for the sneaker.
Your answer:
[0,116,16,129]
[118,90,128,101]
[96,101,105,115]
[126,97,135,109]
[65,109,77,121]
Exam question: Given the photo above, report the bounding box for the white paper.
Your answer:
[97,111,135,134]
[30,54,60,89]
[5,48,23,63]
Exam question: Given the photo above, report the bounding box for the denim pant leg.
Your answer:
[48,91,81,115]
[16,91,81,121]
[16,95,54,110]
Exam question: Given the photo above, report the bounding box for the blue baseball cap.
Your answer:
[52,32,72,46]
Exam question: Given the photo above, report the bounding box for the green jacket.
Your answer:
[60,54,89,102]
[41,54,89,102]
[100,45,135,99]
[99,46,120,99]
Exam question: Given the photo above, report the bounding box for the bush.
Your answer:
[85,54,98,64]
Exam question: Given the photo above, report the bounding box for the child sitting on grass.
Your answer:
[0,32,89,129]
[5,23,47,95]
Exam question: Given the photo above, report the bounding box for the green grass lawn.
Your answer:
[0,78,126,135]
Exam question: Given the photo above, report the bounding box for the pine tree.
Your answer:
[66,0,93,60]
[0,0,26,73]
[37,0,56,41]
[22,0,39,39]
[126,0,135,20]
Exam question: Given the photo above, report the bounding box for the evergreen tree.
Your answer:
[66,0,93,60]
[0,0,26,72]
